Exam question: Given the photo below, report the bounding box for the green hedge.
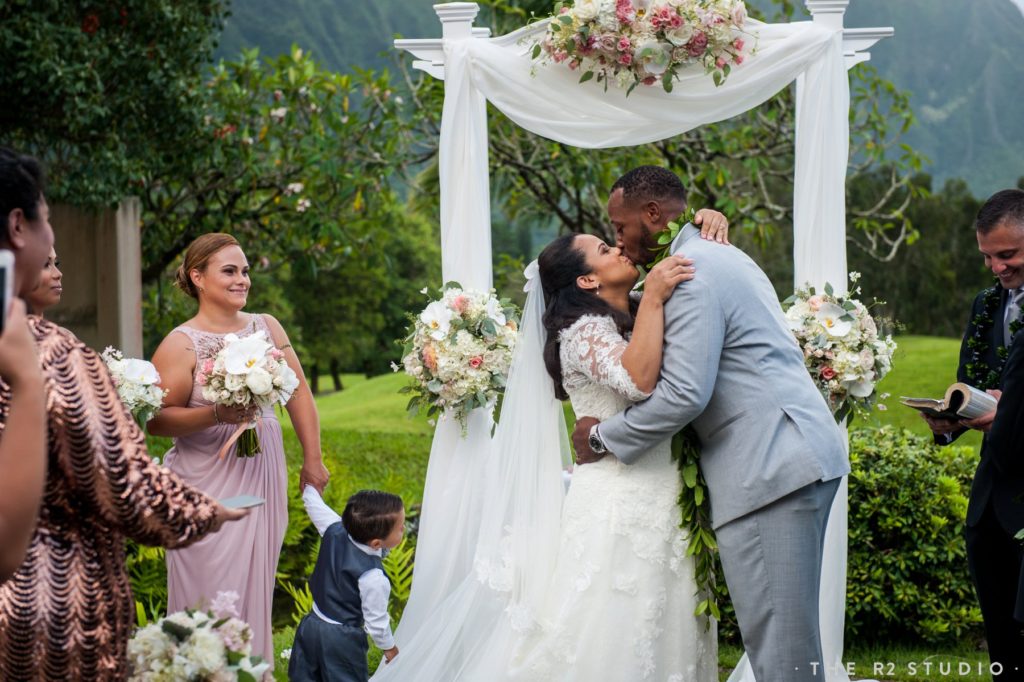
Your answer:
[846,426,982,646]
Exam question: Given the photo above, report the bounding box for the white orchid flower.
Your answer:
[815,303,852,337]
[420,300,454,340]
[223,331,273,375]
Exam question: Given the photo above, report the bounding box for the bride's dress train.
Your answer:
[372,287,714,681]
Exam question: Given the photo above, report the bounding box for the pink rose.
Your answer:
[196,372,208,386]
[452,295,469,313]
[642,75,657,86]
[733,38,745,51]
[670,14,683,28]
[687,31,708,57]
[599,34,617,51]
[734,54,744,65]
[716,56,727,69]
[203,358,215,374]
[270,348,284,361]
[618,36,631,51]
[807,295,824,312]
[469,356,484,369]
[422,345,438,372]
[619,53,633,65]
[821,367,837,381]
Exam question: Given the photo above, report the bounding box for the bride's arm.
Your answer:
[621,255,693,393]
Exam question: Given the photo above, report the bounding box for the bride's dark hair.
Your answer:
[538,234,638,400]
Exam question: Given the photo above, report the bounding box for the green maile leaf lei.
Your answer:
[641,208,725,625]
[965,283,1023,390]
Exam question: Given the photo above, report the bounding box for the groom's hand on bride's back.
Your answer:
[572,416,604,465]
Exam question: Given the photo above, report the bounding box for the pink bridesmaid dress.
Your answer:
[163,314,289,663]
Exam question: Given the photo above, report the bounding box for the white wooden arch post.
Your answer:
[396,4,892,678]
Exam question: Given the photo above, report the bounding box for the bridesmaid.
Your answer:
[149,232,329,663]
[0,149,247,679]
[24,246,61,314]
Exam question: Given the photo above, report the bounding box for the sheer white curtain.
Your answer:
[401,15,855,681]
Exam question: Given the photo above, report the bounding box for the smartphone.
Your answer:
[219,494,266,509]
[0,249,13,336]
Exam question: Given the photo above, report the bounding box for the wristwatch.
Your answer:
[588,424,608,455]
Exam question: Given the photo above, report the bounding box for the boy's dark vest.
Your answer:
[309,521,383,625]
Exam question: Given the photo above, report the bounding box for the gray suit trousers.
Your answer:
[716,477,840,682]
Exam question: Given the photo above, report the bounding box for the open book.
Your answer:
[900,382,998,420]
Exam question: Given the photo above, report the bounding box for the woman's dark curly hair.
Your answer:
[538,234,638,400]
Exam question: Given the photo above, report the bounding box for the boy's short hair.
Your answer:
[342,490,404,544]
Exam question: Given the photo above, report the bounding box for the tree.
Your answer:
[0,0,228,205]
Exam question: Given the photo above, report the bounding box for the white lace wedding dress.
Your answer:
[507,314,717,682]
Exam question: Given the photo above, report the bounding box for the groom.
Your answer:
[572,166,849,682]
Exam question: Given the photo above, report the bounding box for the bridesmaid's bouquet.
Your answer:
[196,330,300,458]
[397,283,519,433]
[127,590,270,681]
[782,273,897,422]
[101,347,168,428]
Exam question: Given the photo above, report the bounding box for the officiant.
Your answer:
[923,188,1024,680]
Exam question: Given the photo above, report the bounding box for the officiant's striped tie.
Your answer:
[1005,288,1024,346]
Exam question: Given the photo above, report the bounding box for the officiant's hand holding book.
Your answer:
[901,382,999,422]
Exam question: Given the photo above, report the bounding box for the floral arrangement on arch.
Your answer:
[101,347,168,428]
[127,590,270,681]
[534,0,749,93]
[397,283,520,433]
[782,272,897,423]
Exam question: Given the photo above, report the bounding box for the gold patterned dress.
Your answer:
[0,317,220,680]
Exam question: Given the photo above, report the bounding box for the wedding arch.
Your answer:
[394,3,892,680]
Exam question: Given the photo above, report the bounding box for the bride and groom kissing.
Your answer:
[379,165,848,682]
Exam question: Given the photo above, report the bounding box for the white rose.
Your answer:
[664,23,694,47]
[245,368,274,396]
[224,373,245,391]
[573,0,600,21]
[278,365,300,401]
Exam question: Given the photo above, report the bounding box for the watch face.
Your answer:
[589,434,604,452]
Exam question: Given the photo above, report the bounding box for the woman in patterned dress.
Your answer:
[0,150,247,680]
[149,232,329,663]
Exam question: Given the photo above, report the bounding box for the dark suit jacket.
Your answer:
[990,334,1024,478]
[941,287,1024,530]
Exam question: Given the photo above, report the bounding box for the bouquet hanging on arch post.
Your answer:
[396,282,520,434]
[196,330,300,458]
[782,273,897,423]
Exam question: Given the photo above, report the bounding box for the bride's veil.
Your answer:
[371,261,569,680]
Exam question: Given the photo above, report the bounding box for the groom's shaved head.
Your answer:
[611,166,687,208]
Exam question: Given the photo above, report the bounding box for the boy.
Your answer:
[289,486,405,682]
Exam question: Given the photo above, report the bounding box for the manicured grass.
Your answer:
[864,335,982,453]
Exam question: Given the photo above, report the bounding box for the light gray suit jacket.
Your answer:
[599,224,849,529]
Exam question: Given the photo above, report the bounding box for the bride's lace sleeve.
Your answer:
[560,315,652,402]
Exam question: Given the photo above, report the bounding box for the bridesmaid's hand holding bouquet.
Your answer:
[196,331,300,458]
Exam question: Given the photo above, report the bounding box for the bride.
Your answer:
[373,217,726,681]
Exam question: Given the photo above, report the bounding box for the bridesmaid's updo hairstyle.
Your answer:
[0,147,46,247]
[174,233,241,299]
[538,234,638,401]
[343,490,404,544]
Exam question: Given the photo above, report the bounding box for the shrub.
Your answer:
[846,426,982,646]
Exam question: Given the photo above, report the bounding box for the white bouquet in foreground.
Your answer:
[397,283,520,433]
[196,330,300,457]
[127,590,269,681]
[782,273,897,422]
[101,347,167,427]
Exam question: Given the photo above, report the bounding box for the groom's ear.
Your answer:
[644,200,663,223]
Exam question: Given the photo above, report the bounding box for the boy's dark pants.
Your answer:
[288,613,369,682]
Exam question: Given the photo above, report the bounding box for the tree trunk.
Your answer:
[310,363,320,395]
[330,359,343,392]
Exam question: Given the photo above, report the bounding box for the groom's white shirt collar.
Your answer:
[669,222,700,254]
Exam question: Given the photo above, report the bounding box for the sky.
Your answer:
[1011,0,1024,17]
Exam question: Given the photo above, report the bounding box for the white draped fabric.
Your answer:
[399,14,856,681]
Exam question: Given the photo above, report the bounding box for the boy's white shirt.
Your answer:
[302,485,396,651]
